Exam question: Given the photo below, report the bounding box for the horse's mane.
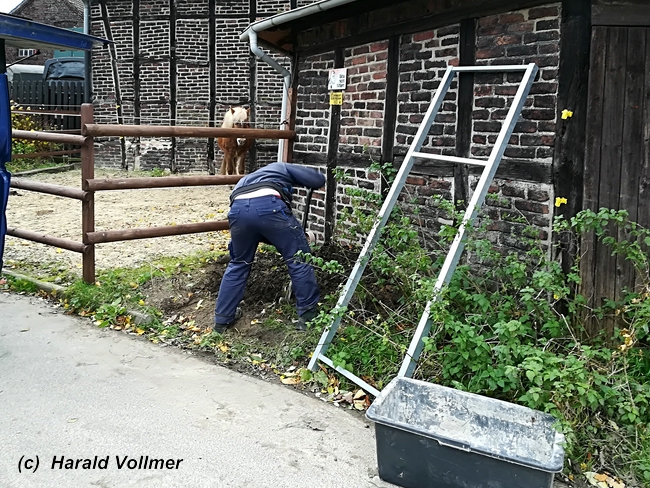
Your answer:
[222,107,249,128]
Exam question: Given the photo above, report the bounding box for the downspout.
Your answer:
[247,30,290,162]
[83,0,91,103]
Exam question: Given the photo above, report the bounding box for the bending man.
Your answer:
[214,162,326,333]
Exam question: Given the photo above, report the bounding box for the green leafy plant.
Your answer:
[307,161,650,484]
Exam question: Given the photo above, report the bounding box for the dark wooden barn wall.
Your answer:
[582,25,650,336]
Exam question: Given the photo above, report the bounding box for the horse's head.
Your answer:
[230,107,250,128]
[228,107,250,146]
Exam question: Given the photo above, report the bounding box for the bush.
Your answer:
[8,102,62,172]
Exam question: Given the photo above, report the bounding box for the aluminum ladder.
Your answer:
[308,63,539,397]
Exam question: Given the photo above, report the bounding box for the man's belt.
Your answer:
[233,187,281,200]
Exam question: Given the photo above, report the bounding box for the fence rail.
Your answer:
[8,103,295,283]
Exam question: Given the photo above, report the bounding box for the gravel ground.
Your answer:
[4,168,233,273]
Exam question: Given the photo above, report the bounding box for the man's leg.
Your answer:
[252,198,320,316]
[214,203,260,325]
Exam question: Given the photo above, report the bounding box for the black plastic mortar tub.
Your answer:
[365,377,565,488]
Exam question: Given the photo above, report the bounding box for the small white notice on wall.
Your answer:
[328,68,347,90]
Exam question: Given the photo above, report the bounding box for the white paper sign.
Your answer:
[328,68,347,90]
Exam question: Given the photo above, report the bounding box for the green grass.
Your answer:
[2,274,40,294]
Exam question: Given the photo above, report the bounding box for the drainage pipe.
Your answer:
[83,0,91,103]
[247,30,291,161]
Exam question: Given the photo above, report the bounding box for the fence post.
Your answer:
[80,103,95,283]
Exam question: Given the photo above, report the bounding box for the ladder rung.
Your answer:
[412,152,488,167]
[453,65,532,73]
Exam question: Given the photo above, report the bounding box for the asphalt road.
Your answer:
[0,292,395,488]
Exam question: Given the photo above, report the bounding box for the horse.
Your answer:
[217,106,254,176]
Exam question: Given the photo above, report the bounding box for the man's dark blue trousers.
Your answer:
[214,195,320,325]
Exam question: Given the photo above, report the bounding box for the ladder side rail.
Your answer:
[453,65,531,73]
[317,355,381,397]
[307,66,458,372]
[398,63,539,377]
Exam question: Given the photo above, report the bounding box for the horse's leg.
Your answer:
[235,150,246,175]
[220,149,232,176]
[227,151,237,176]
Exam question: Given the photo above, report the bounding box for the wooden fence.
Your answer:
[7,103,295,283]
[9,80,84,131]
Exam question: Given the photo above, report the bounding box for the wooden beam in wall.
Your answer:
[381,36,400,196]
[207,0,217,174]
[99,1,127,170]
[169,0,178,173]
[297,0,551,56]
[324,48,344,244]
[593,4,650,27]
[248,0,258,171]
[553,0,591,274]
[454,17,476,210]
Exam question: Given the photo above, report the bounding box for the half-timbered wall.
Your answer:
[292,2,563,251]
[90,0,293,172]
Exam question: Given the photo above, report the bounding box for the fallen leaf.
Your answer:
[20,328,29,332]
[354,389,366,400]
[585,472,609,488]
[195,299,204,310]
[136,328,145,335]
[281,377,301,385]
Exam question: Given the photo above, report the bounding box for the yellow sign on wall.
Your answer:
[330,91,343,106]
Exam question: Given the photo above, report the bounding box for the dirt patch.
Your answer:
[143,243,359,337]
[5,168,233,271]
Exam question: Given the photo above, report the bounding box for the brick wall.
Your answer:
[395,26,460,159]
[392,26,461,243]
[293,52,335,158]
[291,51,335,240]
[339,41,389,160]
[253,54,291,170]
[293,3,561,252]
[472,3,561,252]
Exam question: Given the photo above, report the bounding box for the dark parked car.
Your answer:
[43,57,85,81]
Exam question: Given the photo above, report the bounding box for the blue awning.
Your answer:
[0,13,110,51]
